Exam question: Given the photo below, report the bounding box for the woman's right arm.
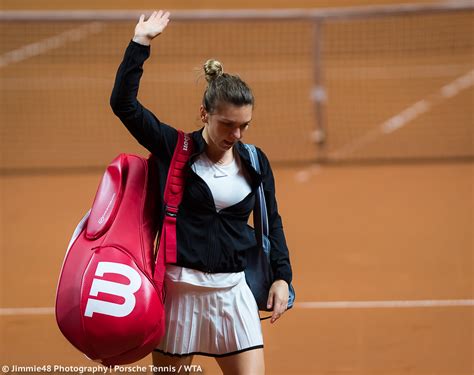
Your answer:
[110,11,178,157]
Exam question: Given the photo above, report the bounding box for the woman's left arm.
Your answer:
[257,148,293,323]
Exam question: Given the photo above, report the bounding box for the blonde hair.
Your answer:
[203,59,224,83]
[202,59,254,113]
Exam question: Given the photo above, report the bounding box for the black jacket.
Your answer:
[110,41,292,284]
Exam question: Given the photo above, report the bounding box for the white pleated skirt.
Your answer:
[155,266,263,357]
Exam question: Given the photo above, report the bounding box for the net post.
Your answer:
[311,19,327,162]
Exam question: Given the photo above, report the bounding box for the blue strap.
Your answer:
[244,144,270,257]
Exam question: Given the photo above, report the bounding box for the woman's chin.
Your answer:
[222,141,234,149]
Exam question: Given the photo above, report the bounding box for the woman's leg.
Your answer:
[215,348,265,375]
[152,351,194,375]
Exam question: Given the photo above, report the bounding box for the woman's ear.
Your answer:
[200,105,208,124]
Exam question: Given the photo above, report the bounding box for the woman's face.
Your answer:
[201,103,253,152]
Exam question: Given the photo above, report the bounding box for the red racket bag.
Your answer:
[56,131,192,366]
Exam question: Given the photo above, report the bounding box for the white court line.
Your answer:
[0,307,55,316]
[296,299,474,309]
[296,68,474,182]
[0,22,104,68]
[1,300,473,316]
[328,69,474,160]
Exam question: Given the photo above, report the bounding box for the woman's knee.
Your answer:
[215,348,265,375]
[151,351,194,375]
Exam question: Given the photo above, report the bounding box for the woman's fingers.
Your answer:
[149,10,169,23]
[159,12,170,26]
[268,281,289,323]
[139,10,170,36]
[140,10,169,24]
[271,308,282,324]
[266,289,274,310]
[149,11,170,30]
[270,300,287,323]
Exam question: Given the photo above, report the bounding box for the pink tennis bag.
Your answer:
[56,131,193,366]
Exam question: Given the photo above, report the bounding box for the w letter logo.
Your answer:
[84,262,142,318]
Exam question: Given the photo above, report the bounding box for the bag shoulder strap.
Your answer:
[154,130,194,286]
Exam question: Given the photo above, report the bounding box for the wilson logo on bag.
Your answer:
[84,261,142,318]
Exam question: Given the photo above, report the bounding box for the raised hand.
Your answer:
[133,10,170,46]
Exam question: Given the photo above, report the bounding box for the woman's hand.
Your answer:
[267,279,289,324]
[133,10,170,46]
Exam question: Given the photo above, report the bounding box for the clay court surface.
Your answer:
[1,1,473,374]
[1,162,473,374]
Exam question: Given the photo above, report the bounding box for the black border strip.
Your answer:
[153,345,264,358]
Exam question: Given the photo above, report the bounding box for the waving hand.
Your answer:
[133,10,170,46]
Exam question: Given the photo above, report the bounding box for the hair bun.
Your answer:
[203,59,224,83]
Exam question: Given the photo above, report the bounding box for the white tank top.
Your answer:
[166,151,252,287]
[191,152,252,212]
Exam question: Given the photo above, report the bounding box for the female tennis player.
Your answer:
[110,11,293,375]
